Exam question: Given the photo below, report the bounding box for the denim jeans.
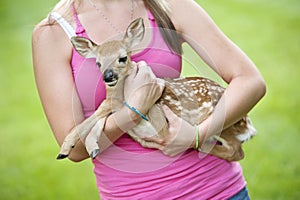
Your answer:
[229,187,250,200]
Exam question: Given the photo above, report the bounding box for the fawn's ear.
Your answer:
[123,18,145,50]
[71,36,97,58]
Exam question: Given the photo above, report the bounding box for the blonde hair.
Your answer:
[49,0,182,54]
[49,0,78,22]
[52,0,75,11]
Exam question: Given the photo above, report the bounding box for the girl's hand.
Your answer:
[160,105,198,157]
[124,61,165,115]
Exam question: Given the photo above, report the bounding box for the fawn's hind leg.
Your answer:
[202,135,244,161]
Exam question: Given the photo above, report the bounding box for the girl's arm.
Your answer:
[32,21,164,161]
[32,20,90,162]
[159,0,266,155]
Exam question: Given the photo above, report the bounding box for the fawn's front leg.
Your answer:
[57,98,114,159]
[85,117,106,159]
[57,113,99,159]
[84,98,119,159]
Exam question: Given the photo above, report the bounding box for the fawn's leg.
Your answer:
[85,118,106,159]
[84,98,119,159]
[57,113,99,159]
[56,131,80,159]
[128,119,164,150]
[127,104,168,149]
[202,135,244,161]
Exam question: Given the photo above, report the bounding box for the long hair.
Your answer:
[49,0,182,55]
[144,0,182,55]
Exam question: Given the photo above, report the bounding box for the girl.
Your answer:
[32,0,266,199]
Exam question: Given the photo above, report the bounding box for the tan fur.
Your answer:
[57,18,256,161]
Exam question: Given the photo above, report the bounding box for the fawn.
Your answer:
[57,18,256,161]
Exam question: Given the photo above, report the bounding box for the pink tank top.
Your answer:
[67,8,246,200]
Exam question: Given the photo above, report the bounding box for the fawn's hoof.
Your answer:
[56,154,68,160]
[90,149,100,159]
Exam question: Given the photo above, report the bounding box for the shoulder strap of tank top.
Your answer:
[49,12,76,39]
[50,7,154,39]
[147,9,155,20]
[71,3,85,35]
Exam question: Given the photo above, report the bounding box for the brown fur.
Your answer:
[57,18,256,161]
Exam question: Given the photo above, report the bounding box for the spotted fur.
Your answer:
[57,18,256,161]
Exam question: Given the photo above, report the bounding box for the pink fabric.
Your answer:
[69,7,246,200]
[70,6,107,117]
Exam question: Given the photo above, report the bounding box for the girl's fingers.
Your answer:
[129,62,138,78]
[143,136,165,145]
[136,60,147,67]
[162,105,179,123]
[136,61,156,79]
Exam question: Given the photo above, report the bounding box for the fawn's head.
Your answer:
[71,18,145,87]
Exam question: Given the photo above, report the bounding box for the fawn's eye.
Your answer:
[96,62,102,68]
[118,56,128,63]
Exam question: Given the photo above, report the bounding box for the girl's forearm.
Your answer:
[198,75,266,145]
[98,106,142,152]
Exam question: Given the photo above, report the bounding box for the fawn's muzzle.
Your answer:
[103,69,118,86]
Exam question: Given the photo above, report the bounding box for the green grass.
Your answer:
[193,1,300,199]
[0,0,99,199]
[1,0,299,199]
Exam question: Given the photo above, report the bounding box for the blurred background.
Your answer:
[0,0,299,199]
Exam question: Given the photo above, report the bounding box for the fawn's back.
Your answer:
[159,77,225,126]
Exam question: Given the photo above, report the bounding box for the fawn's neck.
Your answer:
[105,77,127,103]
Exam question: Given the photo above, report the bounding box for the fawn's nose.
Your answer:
[103,69,118,85]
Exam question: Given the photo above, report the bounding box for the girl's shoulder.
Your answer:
[33,18,64,42]
[32,8,76,42]
[32,16,72,50]
[165,0,207,32]
[32,17,73,64]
